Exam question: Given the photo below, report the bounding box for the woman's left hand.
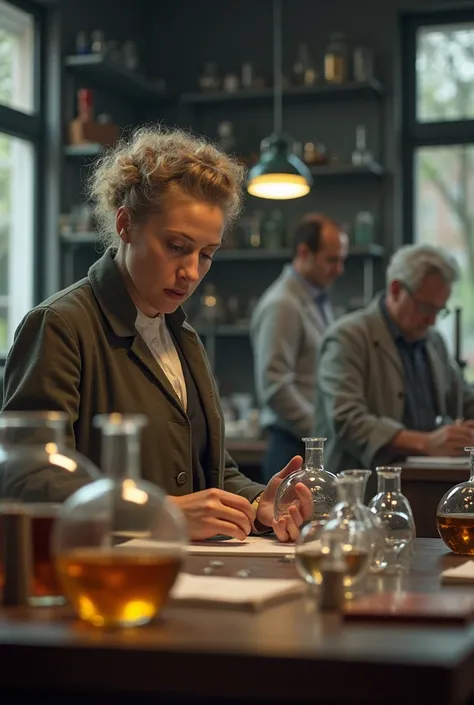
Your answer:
[256,456,314,542]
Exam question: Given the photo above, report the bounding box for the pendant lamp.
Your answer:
[247,0,313,200]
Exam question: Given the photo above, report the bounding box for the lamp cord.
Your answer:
[273,0,283,135]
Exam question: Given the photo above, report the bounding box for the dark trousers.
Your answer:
[261,426,305,483]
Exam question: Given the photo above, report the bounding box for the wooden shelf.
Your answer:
[65,54,166,103]
[309,162,386,177]
[180,79,384,106]
[64,144,102,158]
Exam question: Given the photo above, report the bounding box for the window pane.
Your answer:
[415,145,474,382]
[0,0,34,114]
[0,132,34,352]
[417,24,474,123]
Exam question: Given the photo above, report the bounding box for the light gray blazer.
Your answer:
[250,264,332,439]
[314,293,474,477]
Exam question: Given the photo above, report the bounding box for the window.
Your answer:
[0,0,41,354]
[402,9,474,382]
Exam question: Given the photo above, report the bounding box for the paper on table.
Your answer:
[440,560,474,584]
[405,456,469,467]
[171,573,304,611]
[187,535,295,556]
[121,535,295,556]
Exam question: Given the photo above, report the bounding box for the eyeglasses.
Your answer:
[402,283,450,319]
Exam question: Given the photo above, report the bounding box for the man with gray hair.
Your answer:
[314,243,474,486]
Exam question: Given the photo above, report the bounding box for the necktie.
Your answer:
[315,291,329,326]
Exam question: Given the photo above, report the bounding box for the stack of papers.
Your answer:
[171,574,304,611]
[405,456,469,468]
[440,560,474,584]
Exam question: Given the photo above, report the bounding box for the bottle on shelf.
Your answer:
[324,33,348,84]
[351,125,373,167]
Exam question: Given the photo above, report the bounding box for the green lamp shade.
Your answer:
[247,134,313,200]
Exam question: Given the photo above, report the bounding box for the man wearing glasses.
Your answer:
[314,243,474,482]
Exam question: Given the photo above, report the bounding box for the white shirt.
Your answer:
[135,309,187,410]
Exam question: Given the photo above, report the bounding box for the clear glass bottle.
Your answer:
[354,211,375,245]
[323,475,372,586]
[0,411,101,605]
[352,125,373,167]
[339,469,385,572]
[53,414,187,628]
[293,43,317,86]
[194,282,226,328]
[199,62,220,92]
[324,33,348,84]
[368,466,416,575]
[437,446,474,554]
[274,437,338,521]
[353,46,374,82]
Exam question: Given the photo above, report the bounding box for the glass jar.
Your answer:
[274,437,338,521]
[437,446,474,554]
[351,125,373,167]
[0,411,101,605]
[53,414,187,628]
[368,466,416,575]
[324,33,348,84]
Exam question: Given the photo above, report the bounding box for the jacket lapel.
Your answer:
[366,297,404,380]
[167,318,223,482]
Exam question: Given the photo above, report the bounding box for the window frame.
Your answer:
[400,6,474,245]
[0,0,46,356]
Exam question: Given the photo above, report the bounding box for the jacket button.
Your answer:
[176,472,188,486]
[398,391,404,399]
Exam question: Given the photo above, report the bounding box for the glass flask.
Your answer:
[351,125,373,167]
[274,437,338,521]
[436,446,474,554]
[53,414,187,628]
[368,466,416,575]
[295,518,328,587]
[323,475,372,586]
[339,469,385,572]
[0,411,101,605]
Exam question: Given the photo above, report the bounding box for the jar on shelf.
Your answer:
[324,33,348,84]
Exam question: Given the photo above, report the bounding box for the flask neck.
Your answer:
[337,477,364,505]
[376,470,401,495]
[0,413,67,447]
[304,445,324,470]
[101,432,141,481]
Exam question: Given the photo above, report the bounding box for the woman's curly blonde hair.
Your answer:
[87,124,247,247]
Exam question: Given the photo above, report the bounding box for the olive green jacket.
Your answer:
[2,248,265,503]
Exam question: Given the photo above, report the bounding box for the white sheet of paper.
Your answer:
[121,535,294,556]
[171,573,304,610]
[440,560,474,584]
[187,535,294,556]
[405,456,469,468]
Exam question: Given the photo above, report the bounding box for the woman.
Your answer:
[2,125,311,542]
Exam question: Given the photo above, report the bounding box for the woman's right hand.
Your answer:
[168,488,255,541]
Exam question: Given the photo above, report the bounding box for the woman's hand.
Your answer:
[169,488,255,541]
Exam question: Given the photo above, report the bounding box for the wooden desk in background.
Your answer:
[0,540,474,705]
[226,440,463,539]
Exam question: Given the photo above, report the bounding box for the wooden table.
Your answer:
[1,540,474,705]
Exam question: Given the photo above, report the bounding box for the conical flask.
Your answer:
[53,413,187,627]
[437,446,474,554]
[274,437,338,521]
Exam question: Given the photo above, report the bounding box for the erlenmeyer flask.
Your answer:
[53,413,187,627]
[274,437,338,521]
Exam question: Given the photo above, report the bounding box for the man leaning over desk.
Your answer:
[314,243,474,481]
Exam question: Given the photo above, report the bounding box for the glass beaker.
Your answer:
[274,437,338,521]
[352,125,373,167]
[0,411,101,605]
[437,446,474,554]
[368,466,416,575]
[53,414,187,628]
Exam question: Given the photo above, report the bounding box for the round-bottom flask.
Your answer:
[437,446,474,554]
[274,437,337,521]
[53,414,187,628]
[368,466,415,575]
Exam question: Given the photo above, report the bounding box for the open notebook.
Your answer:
[122,535,295,557]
